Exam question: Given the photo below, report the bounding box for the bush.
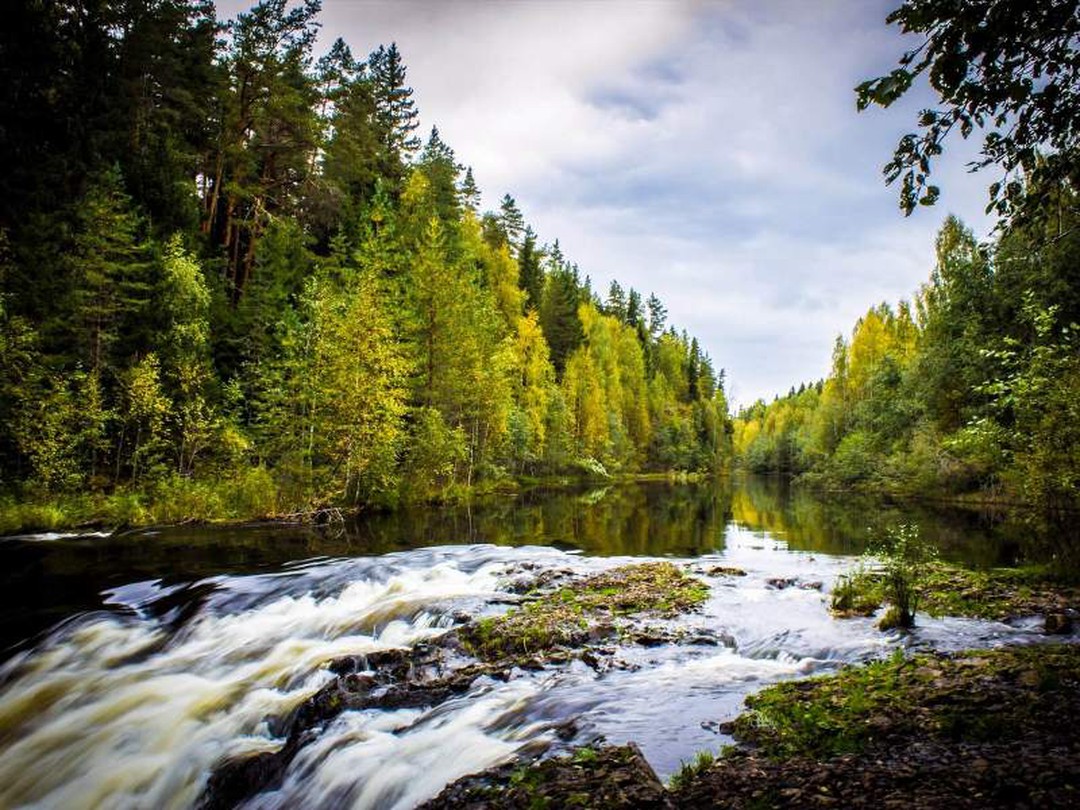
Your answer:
[223,466,278,518]
[869,524,939,629]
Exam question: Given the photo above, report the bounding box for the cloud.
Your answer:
[218,0,997,407]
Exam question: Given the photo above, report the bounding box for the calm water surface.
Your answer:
[0,477,1056,808]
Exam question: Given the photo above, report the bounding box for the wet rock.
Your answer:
[766,577,798,590]
[1043,613,1073,634]
[680,629,736,648]
[633,630,668,647]
[587,620,617,642]
[695,565,747,577]
[800,581,824,591]
[199,751,286,810]
[684,633,719,647]
[419,744,672,809]
[202,647,502,808]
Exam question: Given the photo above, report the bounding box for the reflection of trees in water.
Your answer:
[730,474,1029,567]
[4,478,1069,656]
[350,478,1046,566]
[451,482,734,557]
[311,481,733,558]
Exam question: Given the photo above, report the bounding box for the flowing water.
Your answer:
[0,477,1057,808]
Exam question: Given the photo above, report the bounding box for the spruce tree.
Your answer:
[517,227,544,311]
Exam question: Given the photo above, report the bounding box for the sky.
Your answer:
[223,0,996,407]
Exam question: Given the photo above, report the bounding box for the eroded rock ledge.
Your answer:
[198,561,714,809]
[424,644,1080,809]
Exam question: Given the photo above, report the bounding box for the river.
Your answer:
[0,476,1054,808]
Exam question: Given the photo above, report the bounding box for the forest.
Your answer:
[732,0,1080,515]
[0,0,732,529]
[733,208,1080,511]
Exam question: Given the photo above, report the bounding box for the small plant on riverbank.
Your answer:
[668,750,716,790]
[870,524,939,629]
[830,562,883,617]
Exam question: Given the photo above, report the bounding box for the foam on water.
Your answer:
[0,538,1051,808]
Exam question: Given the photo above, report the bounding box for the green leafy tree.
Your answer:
[980,294,1080,509]
[158,237,217,476]
[118,354,171,485]
[858,0,1080,222]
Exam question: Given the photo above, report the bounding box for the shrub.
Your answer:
[869,524,939,629]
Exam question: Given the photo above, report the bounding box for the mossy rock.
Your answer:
[728,644,1080,760]
[460,562,709,662]
[419,744,671,809]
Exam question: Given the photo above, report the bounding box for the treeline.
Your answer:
[0,0,730,525]
[734,204,1080,511]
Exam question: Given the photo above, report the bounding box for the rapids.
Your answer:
[0,510,1047,809]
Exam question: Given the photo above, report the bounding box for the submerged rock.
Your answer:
[765,576,798,590]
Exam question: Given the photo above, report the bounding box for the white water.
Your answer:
[0,531,1049,809]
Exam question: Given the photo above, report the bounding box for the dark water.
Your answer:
[0,475,1033,659]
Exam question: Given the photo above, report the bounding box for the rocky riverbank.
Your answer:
[422,644,1080,809]
[198,561,719,809]
[197,556,1079,809]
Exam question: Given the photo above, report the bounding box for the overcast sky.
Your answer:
[222,0,995,407]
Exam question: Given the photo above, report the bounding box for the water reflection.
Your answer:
[729,475,1022,566]
[0,476,1049,657]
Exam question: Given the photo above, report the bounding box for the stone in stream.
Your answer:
[199,649,508,809]
[418,743,672,809]
[199,561,712,809]
[1043,612,1073,634]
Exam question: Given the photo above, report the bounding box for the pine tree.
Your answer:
[66,169,156,374]
[201,0,322,298]
[606,280,627,321]
[517,226,544,311]
[540,265,584,375]
[626,288,642,328]
[418,126,462,224]
[459,167,481,213]
[499,194,525,253]
[369,42,421,176]
[647,293,667,338]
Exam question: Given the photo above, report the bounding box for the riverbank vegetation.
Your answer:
[421,644,1080,808]
[734,0,1080,514]
[733,208,1080,512]
[0,1,731,533]
[832,557,1080,628]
